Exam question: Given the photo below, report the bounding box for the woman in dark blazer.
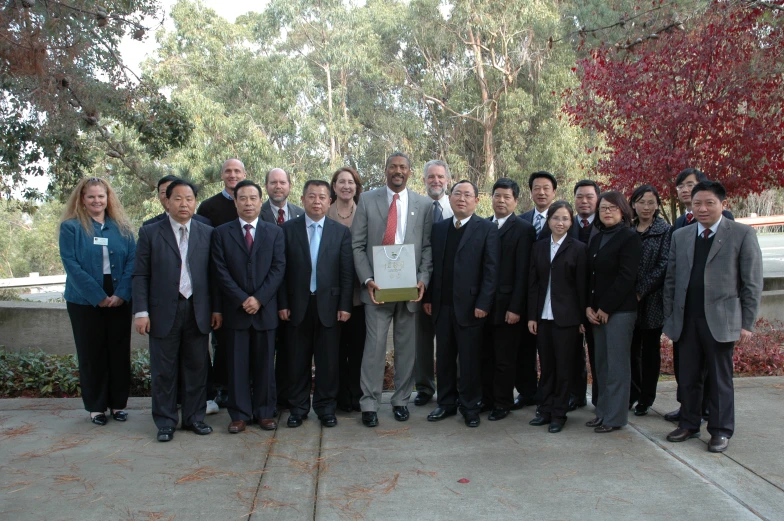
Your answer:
[59,177,136,425]
[585,191,642,433]
[527,201,587,433]
[628,185,672,416]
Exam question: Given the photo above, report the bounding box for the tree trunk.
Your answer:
[325,63,336,166]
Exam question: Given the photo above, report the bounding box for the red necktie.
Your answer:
[582,218,590,229]
[702,229,711,239]
[277,208,285,226]
[382,194,399,245]
[244,223,254,251]
[686,213,694,224]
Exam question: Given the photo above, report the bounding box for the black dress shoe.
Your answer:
[548,422,563,433]
[568,396,578,411]
[157,426,175,442]
[111,410,128,422]
[634,404,650,416]
[594,425,620,433]
[529,416,550,426]
[666,427,701,442]
[393,406,410,422]
[708,435,729,453]
[361,411,378,427]
[479,401,493,413]
[510,395,533,410]
[214,390,229,407]
[187,421,213,435]
[585,417,603,428]
[414,393,433,406]
[287,414,307,428]
[488,409,509,421]
[427,406,458,422]
[664,408,681,422]
[464,415,480,428]
[90,413,108,426]
[319,414,337,428]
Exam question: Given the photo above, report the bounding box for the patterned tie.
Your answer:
[496,219,502,229]
[582,218,590,229]
[534,213,544,236]
[244,223,254,252]
[277,208,285,226]
[433,200,443,223]
[382,193,399,245]
[455,219,462,230]
[309,222,321,293]
[702,229,711,240]
[178,226,192,299]
[686,213,694,224]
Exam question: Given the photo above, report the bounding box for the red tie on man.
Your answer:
[582,218,590,229]
[382,194,399,245]
[244,223,254,251]
[686,213,694,224]
[702,229,711,240]
[277,208,285,226]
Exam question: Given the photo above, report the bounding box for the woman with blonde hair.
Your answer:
[59,177,136,425]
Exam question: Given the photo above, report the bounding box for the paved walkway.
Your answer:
[1,377,783,521]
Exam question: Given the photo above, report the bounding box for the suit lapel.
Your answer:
[706,218,730,264]
[159,221,181,257]
[297,218,313,270]
[375,188,389,225]
[499,213,517,237]
[228,220,248,254]
[403,190,418,244]
[456,214,479,254]
[552,235,570,262]
[683,227,696,272]
[250,221,265,257]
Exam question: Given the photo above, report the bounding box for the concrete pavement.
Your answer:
[1,377,783,521]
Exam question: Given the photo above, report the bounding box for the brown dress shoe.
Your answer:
[708,435,729,453]
[666,427,700,442]
[259,418,278,431]
[228,420,246,434]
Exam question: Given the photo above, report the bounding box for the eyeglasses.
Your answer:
[676,182,696,191]
[634,200,658,207]
[549,216,571,223]
[599,205,619,213]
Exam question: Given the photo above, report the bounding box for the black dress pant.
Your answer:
[537,321,580,423]
[150,297,209,429]
[435,305,483,416]
[66,276,131,413]
[337,305,366,409]
[514,328,539,404]
[480,321,521,410]
[629,327,662,408]
[211,327,229,388]
[226,327,276,421]
[678,316,735,437]
[275,324,290,407]
[570,332,588,403]
[287,295,340,416]
[674,339,710,414]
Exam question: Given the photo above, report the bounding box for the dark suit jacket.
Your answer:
[142,212,212,228]
[528,235,587,328]
[211,219,286,331]
[568,215,599,243]
[132,218,217,337]
[586,226,642,314]
[519,208,552,241]
[278,215,354,328]
[425,214,499,327]
[487,214,535,325]
[673,209,734,230]
[261,200,305,225]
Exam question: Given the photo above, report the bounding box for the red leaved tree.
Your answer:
[564,0,784,218]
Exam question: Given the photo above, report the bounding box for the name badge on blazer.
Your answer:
[93,237,109,246]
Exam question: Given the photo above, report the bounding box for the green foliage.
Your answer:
[0,201,63,278]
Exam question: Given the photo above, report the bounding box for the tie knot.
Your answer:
[686,213,694,223]
[244,224,253,231]
[702,229,711,239]
[582,218,590,228]
[393,193,399,201]
[455,220,462,229]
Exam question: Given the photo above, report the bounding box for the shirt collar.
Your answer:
[239,217,259,229]
[453,215,472,228]
[579,214,595,224]
[551,235,565,248]
[305,214,326,228]
[386,186,407,203]
[168,215,191,233]
[697,215,722,237]
[270,201,287,214]
[221,189,234,200]
[535,208,549,221]
[494,213,511,228]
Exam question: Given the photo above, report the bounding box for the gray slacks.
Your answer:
[359,301,418,411]
[593,311,636,427]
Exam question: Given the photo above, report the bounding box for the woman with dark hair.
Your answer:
[327,166,366,411]
[585,191,642,433]
[628,185,672,416]
[527,201,587,433]
[59,177,136,425]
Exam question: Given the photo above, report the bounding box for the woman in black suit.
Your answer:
[527,201,587,433]
[585,191,642,433]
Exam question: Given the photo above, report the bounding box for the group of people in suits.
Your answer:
[58,156,762,453]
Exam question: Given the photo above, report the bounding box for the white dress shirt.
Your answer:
[270,202,289,222]
[541,235,565,320]
[696,215,722,239]
[493,214,511,229]
[453,215,472,228]
[239,217,260,240]
[386,187,408,243]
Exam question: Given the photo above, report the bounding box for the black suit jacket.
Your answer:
[132,218,217,337]
[142,212,212,228]
[528,235,587,327]
[568,215,600,243]
[277,216,354,328]
[587,226,642,314]
[211,219,286,331]
[673,209,734,230]
[519,208,552,241]
[487,214,535,325]
[260,200,305,225]
[425,214,499,327]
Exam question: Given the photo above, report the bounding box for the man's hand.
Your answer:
[586,307,601,326]
[474,308,488,319]
[738,328,753,346]
[528,320,537,335]
[367,280,383,305]
[108,296,125,307]
[337,311,351,322]
[211,313,223,330]
[423,303,432,316]
[505,311,520,325]
[134,317,150,335]
[579,324,585,334]
[410,281,425,302]
[243,296,261,314]
[279,309,291,321]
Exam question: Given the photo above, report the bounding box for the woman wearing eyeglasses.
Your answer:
[628,185,672,416]
[527,201,587,433]
[59,177,136,426]
[585,191,642,433]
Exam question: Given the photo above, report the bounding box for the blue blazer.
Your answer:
[59,218,136,306]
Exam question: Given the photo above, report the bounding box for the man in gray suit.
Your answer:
[133,179,222,442]
[663,181,762,453]
[352,152,434,427]
[261,168,305,225]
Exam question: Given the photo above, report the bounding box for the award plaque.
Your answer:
[372,244,419,302]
